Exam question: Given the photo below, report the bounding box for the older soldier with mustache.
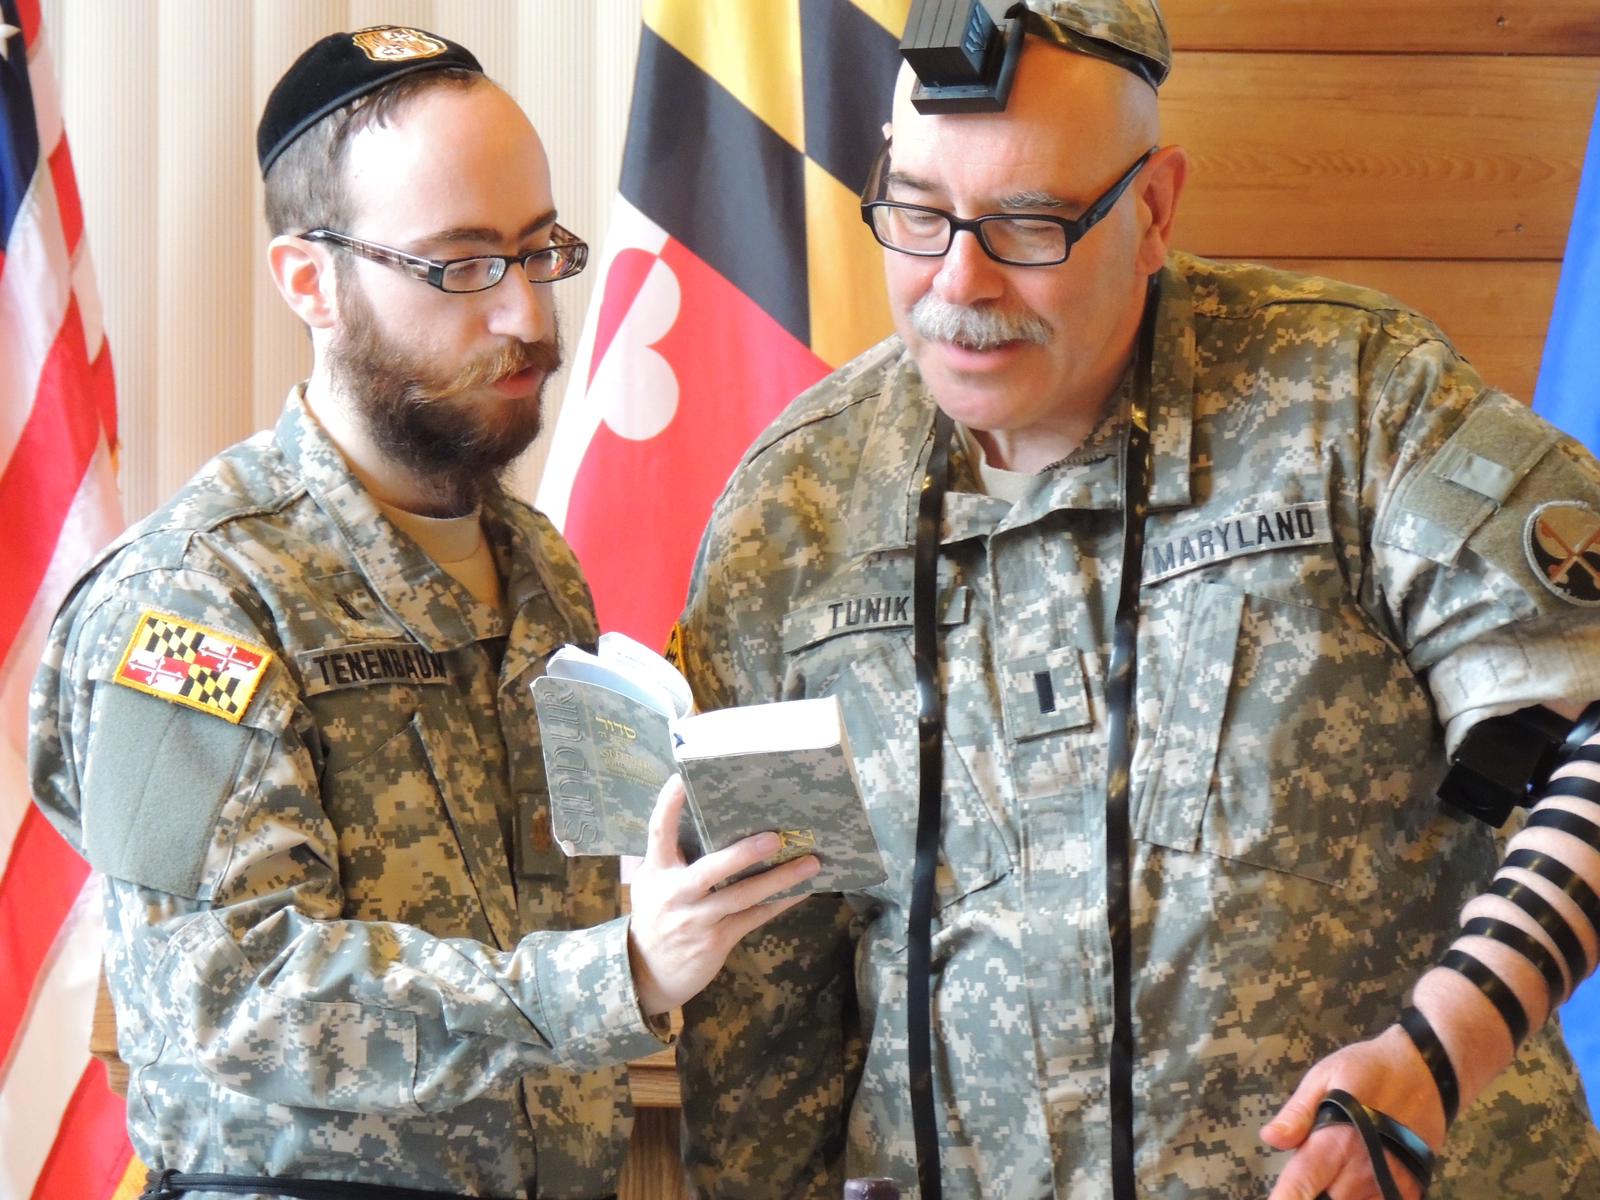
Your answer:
[674,2,1600,1198]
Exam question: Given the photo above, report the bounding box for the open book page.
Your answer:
[593,631,694,716]
[670,695,842,758]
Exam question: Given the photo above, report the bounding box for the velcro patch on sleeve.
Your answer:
[112,609,274,723]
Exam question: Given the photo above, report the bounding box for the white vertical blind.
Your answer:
[43,0,643,522]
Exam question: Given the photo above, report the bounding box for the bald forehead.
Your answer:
[340,81,555,245]
[891,37,1156,154]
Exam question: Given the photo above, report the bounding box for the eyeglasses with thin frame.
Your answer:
[859,142,1156,267]
[299,223,589,293]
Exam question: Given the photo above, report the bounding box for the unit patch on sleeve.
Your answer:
[113,610,274,723]
[1525,501,1600,606]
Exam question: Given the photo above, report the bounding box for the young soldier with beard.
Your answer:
[28,27,817,1200]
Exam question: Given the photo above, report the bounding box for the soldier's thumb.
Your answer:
[1260,1077,1322,1149]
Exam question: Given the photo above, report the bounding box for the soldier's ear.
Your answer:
[268,235,340,330]
[1132,144,1187,276]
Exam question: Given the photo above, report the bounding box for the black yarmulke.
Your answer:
[257,25,483,177]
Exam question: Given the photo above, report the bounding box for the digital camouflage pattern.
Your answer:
[676,696,886,895]
[675,252,1600,1198]
[533,671,678,858]
[1021,0,1172,88]
[29,391,665,1200]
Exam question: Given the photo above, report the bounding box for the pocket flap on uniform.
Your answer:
[1134,583,1243,852]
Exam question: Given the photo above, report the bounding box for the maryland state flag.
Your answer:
[539,0,910,646]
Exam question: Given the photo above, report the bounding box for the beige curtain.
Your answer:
[42,0,644,523]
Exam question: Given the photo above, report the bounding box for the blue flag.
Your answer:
[1534,95,1600,1119]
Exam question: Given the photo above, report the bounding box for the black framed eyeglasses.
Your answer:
[860,143,1156,267]
[300,223,589,292]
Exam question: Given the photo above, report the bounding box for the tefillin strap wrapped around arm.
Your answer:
[1396,702,1600,1129]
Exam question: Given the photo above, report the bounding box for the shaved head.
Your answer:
[890,39,1159,197]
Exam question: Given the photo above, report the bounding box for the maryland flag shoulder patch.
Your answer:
[112,610,274,723]
[662,621,685,671]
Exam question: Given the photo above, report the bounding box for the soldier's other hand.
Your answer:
[626,774,819,1016]
[1260,1026,1442,1200]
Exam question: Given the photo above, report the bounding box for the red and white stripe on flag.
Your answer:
[538,0,906,651]
[0,3,134,1198]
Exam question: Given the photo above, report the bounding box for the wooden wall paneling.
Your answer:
[1248,260,1561,400]
[619,1108,688,1200]
[1163,1,1600,55]
[1164,53,1595,261]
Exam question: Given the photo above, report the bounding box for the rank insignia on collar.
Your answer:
[350,26,448,63]
[112,610,274,723]
[1526,502,1600,607]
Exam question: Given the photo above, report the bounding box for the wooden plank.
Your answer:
[619,1107,689,1200]
[1164,1,1600,56]
[1241,259,1559,401]
[1164,54,1595,260]
[628,1045,684,1108]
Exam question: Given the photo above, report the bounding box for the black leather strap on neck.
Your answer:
[907,405,955,1200]
[1104,277,1161,1200]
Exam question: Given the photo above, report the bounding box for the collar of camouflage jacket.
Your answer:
[274,389,553,657]
[843,259,1196,556]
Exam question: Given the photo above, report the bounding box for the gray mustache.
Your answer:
[910,295,1052,350]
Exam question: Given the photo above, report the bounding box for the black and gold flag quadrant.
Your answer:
[112,610,273,724]
[622,0,908,370]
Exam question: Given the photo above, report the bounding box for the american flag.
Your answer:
[0,1,131,1198]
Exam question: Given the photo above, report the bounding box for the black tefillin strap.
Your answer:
[1367,716,1600,1193]
[1460,916,1569,1006]
[1103,277,1161,1200]
[1310,1089,1431,1200]
[907,402,954,1200]
[903,276,1160,1200]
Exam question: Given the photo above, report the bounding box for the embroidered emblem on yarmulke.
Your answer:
[350,26,448,64]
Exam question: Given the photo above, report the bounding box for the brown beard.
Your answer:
[327,271,563,515]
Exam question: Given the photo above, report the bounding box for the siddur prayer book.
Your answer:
[531,632,886,894]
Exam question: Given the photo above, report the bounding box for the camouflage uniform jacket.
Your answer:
[29,391,664,1200]
[675,253,1600,1198]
